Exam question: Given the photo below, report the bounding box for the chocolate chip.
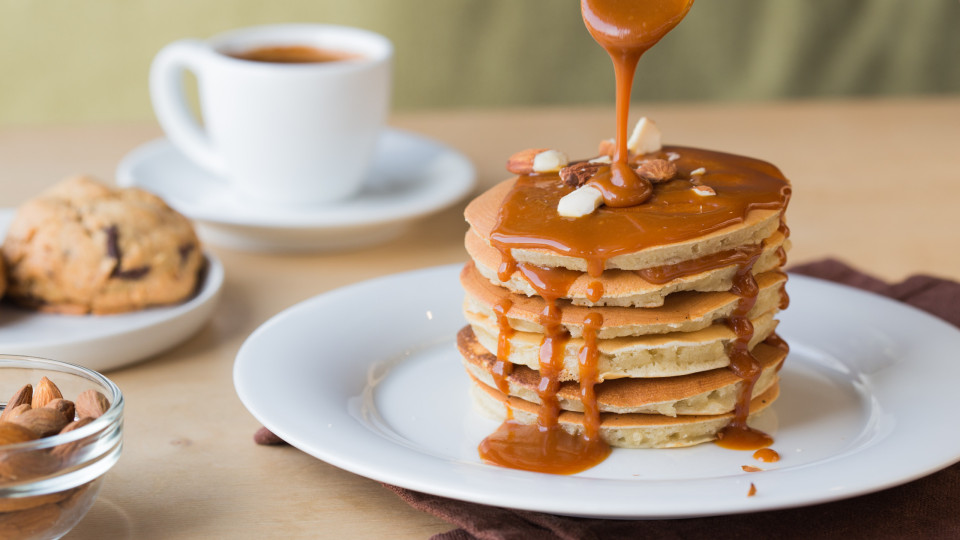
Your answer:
[178,243,196,268]
[113,266,151,280]
[104,225,120,260]
[104,225,148,279]
[178,243,195,261]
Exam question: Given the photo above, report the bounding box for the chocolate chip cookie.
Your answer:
[1,176,203,314]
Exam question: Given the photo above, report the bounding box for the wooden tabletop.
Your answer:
[0,98,957,539]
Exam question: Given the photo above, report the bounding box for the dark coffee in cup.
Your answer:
[227,45,361,64]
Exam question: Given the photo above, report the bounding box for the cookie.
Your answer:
[1,176,203,314]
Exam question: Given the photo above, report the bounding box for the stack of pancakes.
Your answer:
[458,150,791,449]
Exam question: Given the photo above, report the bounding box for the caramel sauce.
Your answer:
[497,257,517,283]
[491,298,515,394]
[490,150,791,279]
[478,283,611,474]
[748,483,757,497]
[638,244,763,285]
[753,448,780,463]
[742,465,763,473]
[768,334,789,374]
[578,313,605,441]
[775,246,788,267]
[778,220,791,238]
[717,424,773,451]
[478,420,610,475]
[778,284,790,310]
[517,263,580,302]
[536,302,568,428]
[715,247,774,451]
[580,0,693,207]
[586,281,605,303]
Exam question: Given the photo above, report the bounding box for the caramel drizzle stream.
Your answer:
[578,312,604,441]
[518,262,578,430]
[774,218,790,309]
[637,243,764,285]
[536,301,567,429]
[586,281,604,303]
[491,298,515,394]
[715,247,773,450]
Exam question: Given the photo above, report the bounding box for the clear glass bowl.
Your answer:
[0,355,123,540]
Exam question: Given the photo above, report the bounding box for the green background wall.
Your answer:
[1,0,958,126]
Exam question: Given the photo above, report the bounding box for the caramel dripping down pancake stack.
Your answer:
[458,135,792,473]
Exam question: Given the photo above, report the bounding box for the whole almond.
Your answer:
[2,404,31,424]
[506,148,548,175]
[0,422,39,446]
[43,399,76,423]
[51,417,95,461]
[636,158,678,183]
[0,384,33,423]
[253,426,287,446]
[58,417,94,436]
[9,407,70,438]
[597,138,616,157]
[31,377,62,409]
[76,390,110,419]
[0,450,61,481]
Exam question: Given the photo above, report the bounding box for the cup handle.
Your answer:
[149,40,226,175]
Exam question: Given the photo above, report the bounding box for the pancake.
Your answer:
[466,309,779,379]
[465,177,785,274]
[458,325,785,416]
[462,261,786,339]
[470,376,780,449]
[467,227,789,307]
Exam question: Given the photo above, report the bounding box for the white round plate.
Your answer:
[233,264,960,519]
[0,209,223,372]
[116,128,476,252]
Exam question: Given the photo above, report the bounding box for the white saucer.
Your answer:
[117,128,476,252]
[0,209,223,372]
[234,264,960,519]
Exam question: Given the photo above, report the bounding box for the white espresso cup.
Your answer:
[150,24,393,206]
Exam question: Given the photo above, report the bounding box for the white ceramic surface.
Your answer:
[0,209,223,372]
[151,24,393,205]
[117,128,476,252]
[234,264,960,519]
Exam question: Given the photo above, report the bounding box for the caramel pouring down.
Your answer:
[580,0,694,208]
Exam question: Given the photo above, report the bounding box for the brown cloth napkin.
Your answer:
[383,259,960,540]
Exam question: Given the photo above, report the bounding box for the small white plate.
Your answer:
[233,264,960,519]
[117,128,476,252]
[0,209,223,372]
